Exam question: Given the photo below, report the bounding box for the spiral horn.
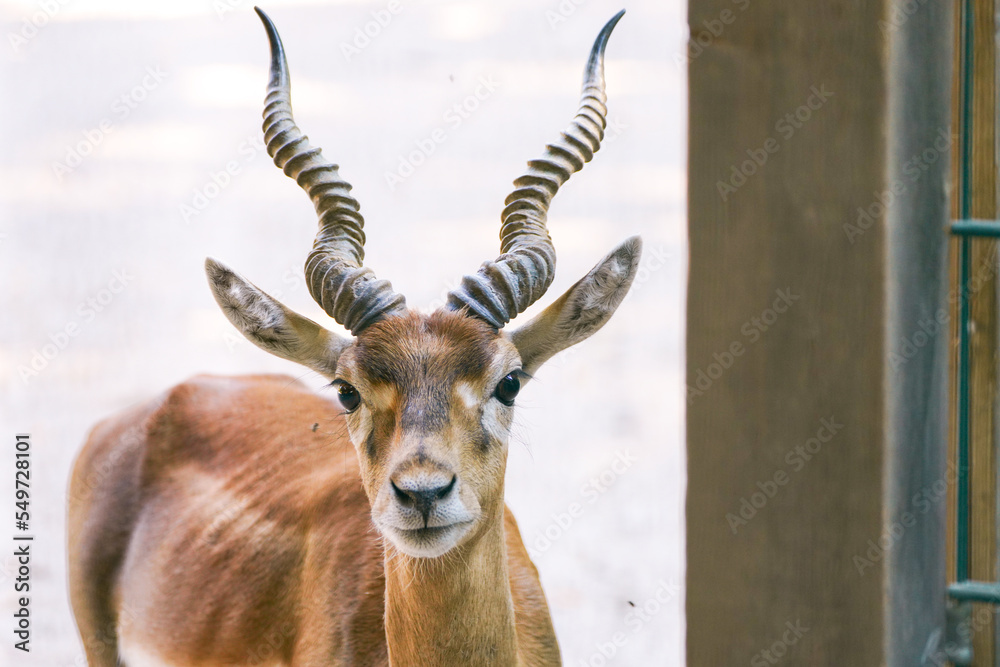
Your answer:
[256,6,406,335]
[444,10,624,329]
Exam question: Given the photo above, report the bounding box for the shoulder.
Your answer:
[142,373,346,479]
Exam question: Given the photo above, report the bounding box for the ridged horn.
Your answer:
[444,10,624,329]
[256,7,406,335]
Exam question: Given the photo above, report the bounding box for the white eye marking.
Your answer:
[481,399,510,444]
[455,382,479,410]
[346,407,372,449]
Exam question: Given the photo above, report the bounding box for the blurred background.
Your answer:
[0,0,685,664]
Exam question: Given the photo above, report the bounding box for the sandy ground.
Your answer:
[0,0,686,664]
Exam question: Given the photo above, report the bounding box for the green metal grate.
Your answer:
[951,220,1000,238]
[945,0,1000,618]
[950,580,1000,605]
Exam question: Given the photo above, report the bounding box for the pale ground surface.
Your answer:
[0,0,686,665]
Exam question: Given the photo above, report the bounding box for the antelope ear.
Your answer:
[205,258,351,378]
[508,236,642,377]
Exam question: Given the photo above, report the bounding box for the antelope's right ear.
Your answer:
[205,258,352,378]
[508,236,641,377]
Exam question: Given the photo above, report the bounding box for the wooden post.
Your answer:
[686,1,952,663]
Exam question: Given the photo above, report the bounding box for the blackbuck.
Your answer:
[68,7,641,666]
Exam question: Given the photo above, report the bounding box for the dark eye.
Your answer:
[494,373,521,407]
[333,380,361,413]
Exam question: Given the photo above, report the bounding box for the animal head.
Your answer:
[206,7,640,558]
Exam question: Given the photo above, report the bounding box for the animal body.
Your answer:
[68,7,639,666]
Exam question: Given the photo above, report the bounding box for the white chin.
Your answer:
[382,523,471,558]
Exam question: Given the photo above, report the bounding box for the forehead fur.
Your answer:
[352,311,500,386]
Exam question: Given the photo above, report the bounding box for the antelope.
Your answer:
[67,7,641,666]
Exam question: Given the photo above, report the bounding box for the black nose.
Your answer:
[391,475,457,527]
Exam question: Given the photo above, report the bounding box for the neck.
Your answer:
[383,503,519,667]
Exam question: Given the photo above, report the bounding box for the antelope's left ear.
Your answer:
[205,257,352,379]
[509,236,642,376]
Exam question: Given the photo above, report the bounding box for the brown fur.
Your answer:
[68,313,560,666]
